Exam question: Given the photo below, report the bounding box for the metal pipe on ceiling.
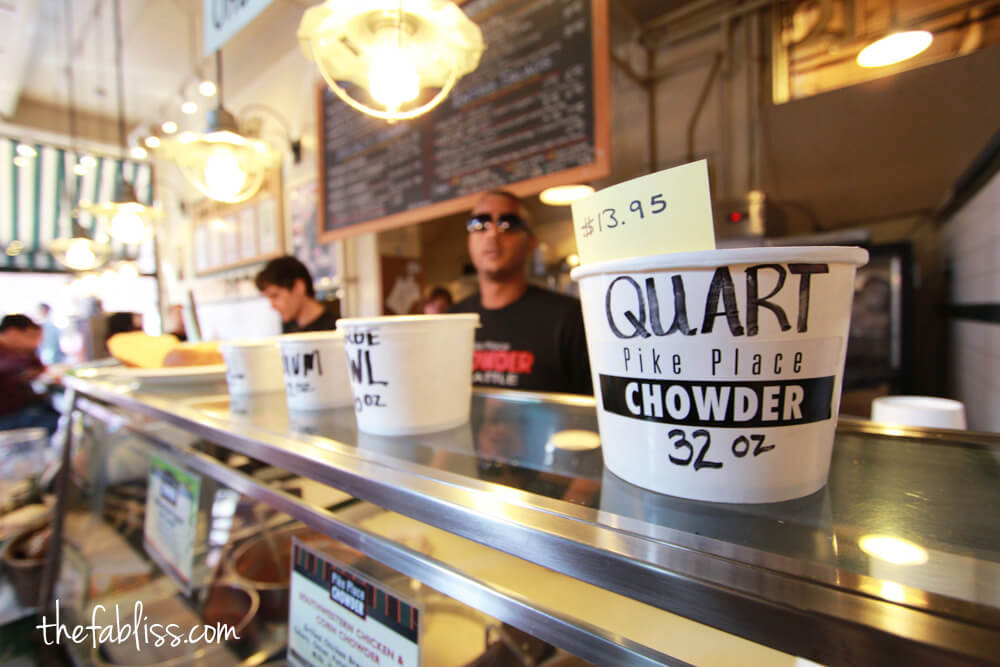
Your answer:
[686,51,723,163]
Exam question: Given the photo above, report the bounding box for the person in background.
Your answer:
[422,286,453,314]
[165,304,188,341]
[255,255,339,333]
[0,315,61,434]
[105,311,142,342]
[37,303,65,364]
[450,190,592,395]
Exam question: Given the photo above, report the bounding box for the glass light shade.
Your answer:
[540,184,595,205]
[857,31,933,68]
[163,127,277,204]
[49,237,112,271]
[78,181,163,244]
[298,0,484,122]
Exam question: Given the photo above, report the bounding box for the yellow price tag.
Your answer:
[571,160,716,264]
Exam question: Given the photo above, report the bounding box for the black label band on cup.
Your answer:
[599,374,834,427]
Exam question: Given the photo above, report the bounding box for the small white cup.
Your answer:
[871,396,967,430]
[337,314,480,435]
[278,332,354,411]
[219,338,284,395]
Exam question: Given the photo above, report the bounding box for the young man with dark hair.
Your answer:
[450,190,592,395]
[0,314,61,433]
[255,255,339,333]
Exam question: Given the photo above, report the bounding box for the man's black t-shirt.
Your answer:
[282,303,340,334]
[451,286,592,395]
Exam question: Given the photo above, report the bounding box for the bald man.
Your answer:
[450,190,591,395]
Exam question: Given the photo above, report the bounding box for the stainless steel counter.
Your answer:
[60,372,1000,665]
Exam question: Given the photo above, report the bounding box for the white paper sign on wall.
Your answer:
[203,0,275,56]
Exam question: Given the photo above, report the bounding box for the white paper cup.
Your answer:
[278,332,354,411]
[871,396,967,430]
[220,338,284,395]
[337,314,479,435]
[572,246,869,503]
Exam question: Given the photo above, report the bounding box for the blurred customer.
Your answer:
[255,255,339,333]
[422,286,453,314]
[105,311,142,342]
[37,303,65,364]
[450,190,591,394]
[0,315,61,434]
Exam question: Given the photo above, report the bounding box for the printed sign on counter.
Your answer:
[288,538,421,667]
[144,455,200,591]
[571,160,716,264]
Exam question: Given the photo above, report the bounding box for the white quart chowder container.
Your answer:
[336,314,480,436]
[278,331,353,411]
[572,246,869,503]
[220,338,284,395]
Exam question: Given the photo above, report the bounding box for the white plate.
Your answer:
[79,364,228,385]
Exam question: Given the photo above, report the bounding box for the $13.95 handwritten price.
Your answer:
[664,428,775,471]
[578,193,668,238]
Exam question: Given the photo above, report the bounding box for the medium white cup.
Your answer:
[219,338,284,395]
[337,314,480,435]
[572,246,869,504]
[278,332,353,411]
[871,396,967,430]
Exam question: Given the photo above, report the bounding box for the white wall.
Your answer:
[942,170,1000,432]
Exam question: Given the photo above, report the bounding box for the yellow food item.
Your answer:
[107,332,180,369]
[162,342,223,367]
[107,333,222,368]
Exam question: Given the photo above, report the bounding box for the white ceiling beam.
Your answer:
[0,0,45,117]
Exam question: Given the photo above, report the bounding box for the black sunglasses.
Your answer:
[466,213,529,234]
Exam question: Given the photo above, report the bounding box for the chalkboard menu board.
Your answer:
[317,0,610,241]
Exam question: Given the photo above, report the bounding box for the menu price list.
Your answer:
[321,0,598,233]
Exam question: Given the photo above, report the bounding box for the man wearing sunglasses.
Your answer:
[450,190,592,395]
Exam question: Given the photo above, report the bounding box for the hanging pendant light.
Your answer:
[78,0,162,244]
[856,0,933,68]
[298,0,484,123]
[48,0,112,272]
[857,30,932,67]
[161,51,280,203]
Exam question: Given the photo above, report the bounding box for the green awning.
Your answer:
[0,137,154,271]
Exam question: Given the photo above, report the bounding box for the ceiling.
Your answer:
[0,0,312,132]
[0,0,698,133]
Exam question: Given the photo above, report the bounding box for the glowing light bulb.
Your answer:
[145,136,161,149]
[162,121,178,134]
[117,262,139,280]
[130,146,148,160]
[368,34,420,110]
[110,210,146,244]
[199,81,217,97]
[857,31,933,68]
[203,147,247,201]
[65,239,97,270]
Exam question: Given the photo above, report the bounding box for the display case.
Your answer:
[29,370,1000,665]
